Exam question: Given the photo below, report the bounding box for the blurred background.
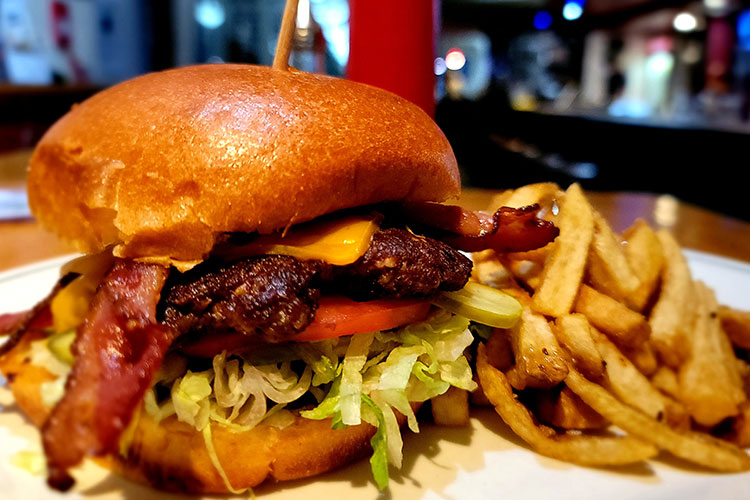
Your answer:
[0,0,748,222]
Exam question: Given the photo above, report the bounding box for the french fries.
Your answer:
[535,386,607,430]
[724,402,750,447]
[573,285,650,349]
[659,393,691,431]
[484,328,514,371]
[592,331,665,420]
[677,281,746,426]
[469,182,750,475]
[490,182,562,212]
[505,307,568,390]
[532,183,594,317]
[471,250,516,290]
[651,365,681,400]
[553,314,604,380]
[648,230,693,367]
[431,386,470,427]
[619,340,658,377]
[586,211,640,303]
[622,219,664,311]
[566,368,750,472]
[477,346,659,466]
[718,305,750,349]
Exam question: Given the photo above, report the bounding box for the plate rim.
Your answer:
[0,254,79,286]
[683,248,750,275]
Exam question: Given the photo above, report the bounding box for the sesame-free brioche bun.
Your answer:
[27,64,459,269]
[0,332,385,494]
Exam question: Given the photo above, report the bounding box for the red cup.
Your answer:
[348,0,437,117]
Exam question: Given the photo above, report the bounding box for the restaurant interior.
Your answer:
[0,0,748,223]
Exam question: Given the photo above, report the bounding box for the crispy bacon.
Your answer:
[444,205,559,252]
[42,260,172,491]
[401,202,559,252]
[400,202,495,236]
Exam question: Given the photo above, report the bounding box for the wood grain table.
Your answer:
[1,182,748,272]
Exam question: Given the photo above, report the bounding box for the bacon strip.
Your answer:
[444,205,559,252]
[400,202,495,236]
[401,202,559,252]
[42,260,172,491]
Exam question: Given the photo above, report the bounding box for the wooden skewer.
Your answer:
[273,0,301,71]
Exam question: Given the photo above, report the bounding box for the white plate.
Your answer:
[0,251,749,500]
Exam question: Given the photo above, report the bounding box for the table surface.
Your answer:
[1,182,748,272]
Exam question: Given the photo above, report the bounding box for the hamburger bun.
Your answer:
[0,332,384,494]
[27,64,460,270]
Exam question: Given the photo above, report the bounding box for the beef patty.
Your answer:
[160,228,472,341]
[325,228,471,300]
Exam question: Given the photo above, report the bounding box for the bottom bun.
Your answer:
[0,332,379,494]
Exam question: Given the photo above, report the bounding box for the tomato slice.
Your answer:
[178,297,432,358]
[291,296,431,342]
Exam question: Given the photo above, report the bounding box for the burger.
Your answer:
[0,64,557,494]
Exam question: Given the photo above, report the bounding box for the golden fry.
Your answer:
[593,331,666,421]
[477,345,658,466]
[622,219,664,312]
[648,230,693,367]
[659,393,691,431]
[471,251,515,290]
[503,258,544,291]
[431,386,470,427]
[724,402,750,448]
[553,314,605,380]
[485,328,514,371]
[718,305,750,349]
[506,307,569,390]
[565,368,750,472]
[586,211,640,303]
[650,366,681,400]
[471,374,492,407]
[488,190,513,210]
[503,247,550,266]
[619,340,658,377]
[535,386,607,430]
[532,183,594,317]
[497,182,562,211]
[574,285,650,349]
[678,281,746,427]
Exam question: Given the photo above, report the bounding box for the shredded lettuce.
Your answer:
[361,394,389,490]
[340,332,373,425]
[172,370,213,430]
[296,343,339,386]
[28,306,479,491]
[297,310,477,485]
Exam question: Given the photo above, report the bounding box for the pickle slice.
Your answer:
[433,282,522,328]
[47,329,76,365]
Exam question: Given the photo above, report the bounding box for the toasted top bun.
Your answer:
[28,64,459,269]
[0,332,382,493]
